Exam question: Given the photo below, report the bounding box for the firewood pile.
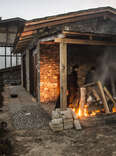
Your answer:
[49,81,116,132]
[78,81,116,117]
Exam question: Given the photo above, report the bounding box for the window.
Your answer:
[0,47,21,69]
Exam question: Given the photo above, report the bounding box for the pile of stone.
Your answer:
[49,108,82,132]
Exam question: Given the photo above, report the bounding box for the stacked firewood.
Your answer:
[79,81,116,116]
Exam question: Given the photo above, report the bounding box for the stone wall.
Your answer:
[40,44,60,103]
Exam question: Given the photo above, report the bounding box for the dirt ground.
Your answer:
[1,86,116,156]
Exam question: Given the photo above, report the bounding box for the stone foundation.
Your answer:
[49,108,82,132]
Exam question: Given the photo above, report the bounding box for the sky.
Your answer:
[0,0,116,20]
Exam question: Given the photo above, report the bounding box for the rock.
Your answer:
[52,110,60,119]
[63,118,73,130]
[112,151,116,156]
[60,108,73,119]
[64,122,73,130]
[63,118,73,123]
[72,111,78,120]
[28,148,40,156]
[49,122,63,132]
[51,118,63,125]
[74,119,82,130]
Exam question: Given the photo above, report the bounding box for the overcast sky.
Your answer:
[0,0,116,20]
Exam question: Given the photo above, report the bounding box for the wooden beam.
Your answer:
[40,41,56,45]
[24,12,109,32]
[83,82,97,87]
[55,38,116,46]
[97,81,110,113]
[62,31,116,38]
[36,41,40,103]
[25,10,110,27]
[19,35,34,41]
[5,47,6,68]
[60,42,67,110]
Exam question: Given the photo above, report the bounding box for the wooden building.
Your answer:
[14,7,116,110]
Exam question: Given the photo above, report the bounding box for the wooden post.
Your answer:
[21,55,24,87]
[97,81,110,113]
[60,42,67,110]
[36,41,40,104]
[92,88,100,101]
[26,48,30,92]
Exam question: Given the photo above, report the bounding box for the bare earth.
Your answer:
[1,86,116,156]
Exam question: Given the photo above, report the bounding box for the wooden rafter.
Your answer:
[62,31,116,38]
[40,41,56,45]
[25,7,116,27]
[24,12,111,32]
[55,38,116,46]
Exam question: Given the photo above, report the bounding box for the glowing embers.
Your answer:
[113,107,116,113]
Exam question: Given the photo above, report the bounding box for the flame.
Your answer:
[78,108,82,117]
[70,103,101,118]
[113,107,116,112]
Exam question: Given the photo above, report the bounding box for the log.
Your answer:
[87,104,104,112]
[79,88,86,115]
[104,87,116,108]
[91,88,101,101]
[79,112,116,128]
[83,82,97,88]
[97,81,110,113]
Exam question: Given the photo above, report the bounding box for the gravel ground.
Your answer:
[11,105,50,129]
[7,86,51,129]
[1,85,116,156]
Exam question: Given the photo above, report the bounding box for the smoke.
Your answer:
[96,47,116,86]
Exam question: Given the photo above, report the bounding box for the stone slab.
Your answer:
[60,108,73,119]
[51,118,63,125]
[74,119,82,130]
[52,110,60,119]
[49,122,63,132]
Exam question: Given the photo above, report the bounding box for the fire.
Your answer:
[78,108,82,117]
[112,107,116,112]
[70,104,101,118]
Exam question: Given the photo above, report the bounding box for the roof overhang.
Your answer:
[13,7,116,53]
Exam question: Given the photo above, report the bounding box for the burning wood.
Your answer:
[70,81,116,118]
[78,88,86,117]
[50,81,116,131]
